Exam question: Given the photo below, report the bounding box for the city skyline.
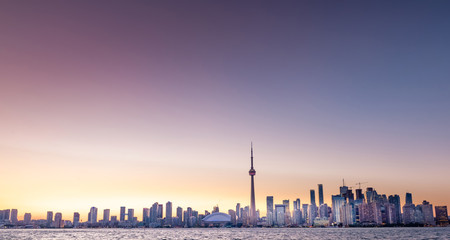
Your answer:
[2,179,447,228]
[1,0,450,223]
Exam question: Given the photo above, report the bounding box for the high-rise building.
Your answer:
[402,203,415,224]
[89,207,98,224]
[120,207,126,222]
[143,208,149,224]
[307,204,318,225]
[293,199,301,211]
[355,189,364,201]
[318,184,324,205]
[340,202,355,226]
[419,201,435,226]
[310,189,316,206]
[212,206,219,213]
[150,202,158,223]
[319,204,328,218]
[1,209,11,221]
[176,207,183,226]
[340,180,348,197]
[435,206,449,226]
[388,195,402,224]
[274,204,286,227]
[266,196,274,226]
[73,212,80,227]
[366,187,374,203]
[360,202,382,225]
[46,211,53,227]
[128,209,134,222]
[166,201,172,225]
[54,213,63,228]
[332,195,346,223]
[157,204,163,219]
[235,203,241,219]
[10,209,18,224]
[228,209,237,225]
[103,209,110,223]
[23,213,31,225]
[248,143,257,226]
[405,193,413,205]
[302,204,308,224]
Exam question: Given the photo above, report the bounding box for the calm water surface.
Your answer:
[1,228,449,240]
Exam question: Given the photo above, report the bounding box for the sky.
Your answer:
[1,0,449,221]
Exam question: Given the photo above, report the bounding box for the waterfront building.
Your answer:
[54,213,63,228]
[360,202,382,225]
[307,204,318,225]
[402,203,415,224]
[266,196,274,226]
[89,207,98,224]
[388,195,402,224]
[120,207,126,222]
[319,204,328,218]
[103,209,110,223]
[310,189,316,206]
[302,204,308,224]
[10,209,18,224]
[283,199,291,224]
[128,209,134,222]
[46,211,53,227]
[331,195,345,224]
[318,184,324,205]
[143,208,149,224]
[418,201,434,225]
[166,201,172,225]
[176,207,183,226]
[274,204,285,227]
[435,206,449,226]
[73,212,80,227]
[405,192,413,205]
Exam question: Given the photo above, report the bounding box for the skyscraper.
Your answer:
[166,201,172,225]
[388,194,402,224]
[249,143,257,226]
[89,207,98,224]
[10,209,18,224]
[332,195,346,223]
[318,184,324,205]
[120,207,126,222]
[128,209,134,222]
[405,192,413,205]
[310,189,316,206]
[103,209,110,223]
[46,211,53,227]
[143,208,149,224]
[24,213,32,225]
[435,206,448,226]
[73,212,80,227]
[54,212,63,228]
[176,207,183,226]
[235,203,241,219]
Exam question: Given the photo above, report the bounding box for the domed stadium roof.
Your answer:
[202,212,231,223]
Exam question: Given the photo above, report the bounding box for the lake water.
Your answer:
[1,228,449,239]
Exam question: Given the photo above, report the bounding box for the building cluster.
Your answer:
[1,184,449,229]
[263,183,449,227]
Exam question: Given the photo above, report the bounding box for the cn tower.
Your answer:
[249,143,256,226]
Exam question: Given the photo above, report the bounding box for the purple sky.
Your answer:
[1,1,449,219]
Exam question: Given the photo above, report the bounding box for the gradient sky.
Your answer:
[1,1,449,221]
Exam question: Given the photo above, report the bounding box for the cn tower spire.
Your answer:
[251,142,253,169]
[249,142,256,226]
